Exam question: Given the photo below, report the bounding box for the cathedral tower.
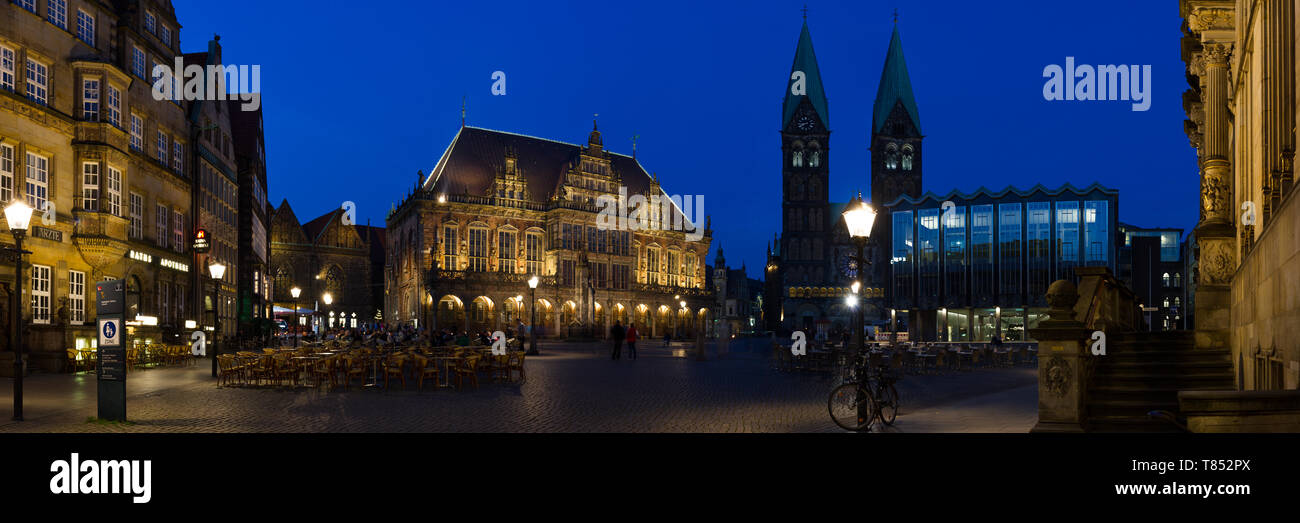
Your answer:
[870,25,923,206]
[780,18,832,289]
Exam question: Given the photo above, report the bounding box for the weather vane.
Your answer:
[802,4,808,20]
[893,8,898,24]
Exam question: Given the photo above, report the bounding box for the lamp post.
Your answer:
[208,261,226,377]
[841,193,877,354]
[6,200,33,421]
[290,286,301,348]
[527,275,539,355]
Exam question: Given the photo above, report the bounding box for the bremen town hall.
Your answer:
[385,121,714,339]
[766,18,920,336]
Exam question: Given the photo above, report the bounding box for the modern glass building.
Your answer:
[884,183,1119,342]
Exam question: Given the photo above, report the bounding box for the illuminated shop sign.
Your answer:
[127,250,190,272]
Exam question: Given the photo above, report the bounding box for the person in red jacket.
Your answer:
[625,323,639,360]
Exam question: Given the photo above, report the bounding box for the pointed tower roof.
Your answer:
[782,20,829,129]
[872,26,921,134]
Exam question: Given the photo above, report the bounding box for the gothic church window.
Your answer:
[793,149,804,168]
[901,145,913,171]
[885,143,899,170]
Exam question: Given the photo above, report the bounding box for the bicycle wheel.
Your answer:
[877,383,899,426]
[828,383,874,431]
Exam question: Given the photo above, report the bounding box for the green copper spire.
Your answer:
[782,20,829,129]
[872,25,921,134]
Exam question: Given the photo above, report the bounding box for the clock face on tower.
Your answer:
[796,114,815,132]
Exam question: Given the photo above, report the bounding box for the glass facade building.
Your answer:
[884,183,1119,342]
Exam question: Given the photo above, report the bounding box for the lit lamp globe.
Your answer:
[5,200,34,234]
[208,261,226,280]
[842,195,877,240]
[527,276,539,289]
[322,293,333,306]
[290,286,301,299]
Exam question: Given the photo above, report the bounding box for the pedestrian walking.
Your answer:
[626,323,638,360]
[610,321,625,359]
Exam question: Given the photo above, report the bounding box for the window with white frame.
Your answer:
[131,46,145,78]
[80,162,99,211]
[144,11,156,34]
[172,141,182,173]
[172,210,183,251]
[47,0,66,29]
[105,83,120,126]
[0,45,14,91]
[76,9,94,45]
[14,0,34,13]
[31,264,50,324]
[159,25,170,47]
[129,113,143,151]
[25,152,48,210]
[81,78,99,121]
[0,143,13,202]
[156,131,167,164]
[128,193,143,239]
[105,165,121,216]
[69,270,85,325]
[155,203,168,247]
[26,59,48,105]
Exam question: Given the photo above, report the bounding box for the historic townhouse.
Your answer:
[386,122,713,339]
[228,101,268,338]
[1,0,194,372]
[268,200,382,333]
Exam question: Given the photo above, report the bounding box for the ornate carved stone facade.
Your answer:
[386,123,713,339]
[1181,0,1300,390]
[268,200,382,331]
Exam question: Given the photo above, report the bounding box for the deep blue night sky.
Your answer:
[174,0,1196,279]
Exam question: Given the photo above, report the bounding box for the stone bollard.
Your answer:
[1028,280,1093,433]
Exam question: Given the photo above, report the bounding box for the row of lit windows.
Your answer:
[893,199,1112,304]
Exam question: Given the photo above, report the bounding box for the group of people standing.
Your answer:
[609,321,638,360]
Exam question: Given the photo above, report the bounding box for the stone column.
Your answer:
[1028,281,1093,432]
[1193,41,1236,351]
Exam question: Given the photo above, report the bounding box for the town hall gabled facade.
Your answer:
[767,19,923,336]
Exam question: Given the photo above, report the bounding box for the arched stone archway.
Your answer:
[437,295,465,332]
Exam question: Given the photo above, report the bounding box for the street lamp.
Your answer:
[527,275,539,355]
[290,286,301,348]
[208,261,226,377]
[842,193,877,353]
[5,200,33,421]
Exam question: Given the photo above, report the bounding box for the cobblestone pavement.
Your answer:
[0,341,1038,433]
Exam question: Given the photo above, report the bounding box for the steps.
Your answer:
[1086,331,1234,432]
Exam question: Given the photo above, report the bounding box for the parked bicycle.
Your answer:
[828,351,899,431]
